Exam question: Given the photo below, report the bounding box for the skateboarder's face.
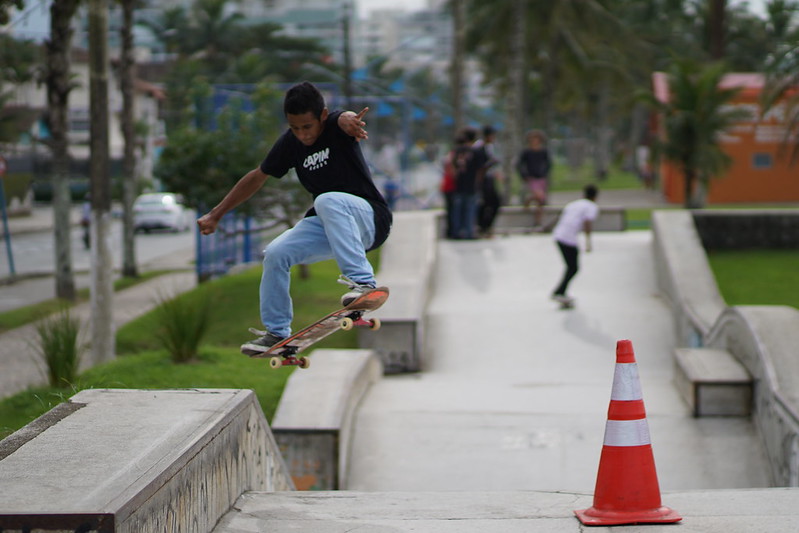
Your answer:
[287,109,329,146]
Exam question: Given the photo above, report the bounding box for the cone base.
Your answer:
[574,506,682,526]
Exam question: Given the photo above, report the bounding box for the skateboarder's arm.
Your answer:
[583,220,593,252]
[197,167,270,235]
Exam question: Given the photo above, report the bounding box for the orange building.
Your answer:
[652,72,798,204]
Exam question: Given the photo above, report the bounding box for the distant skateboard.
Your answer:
[242,287,389,369]
[553,295,575,309]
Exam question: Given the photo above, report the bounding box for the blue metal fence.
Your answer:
[195,211,276,282]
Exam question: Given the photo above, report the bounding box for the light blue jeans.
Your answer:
[260,192,376,337]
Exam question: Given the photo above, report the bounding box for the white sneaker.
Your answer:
[337,275,375,306]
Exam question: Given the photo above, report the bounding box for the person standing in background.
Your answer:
[517,129,552,229]
[451,127,483,239]
[475,125,502,238]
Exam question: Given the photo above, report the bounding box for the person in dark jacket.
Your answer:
[517,129,552,229]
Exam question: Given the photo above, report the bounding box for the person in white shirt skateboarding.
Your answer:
[550,184,599,308]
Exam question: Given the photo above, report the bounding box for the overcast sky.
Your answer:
[358,0,771,18]
[357,0,428,18]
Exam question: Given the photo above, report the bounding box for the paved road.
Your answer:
[348,231,771,492]
[0,219,193,278]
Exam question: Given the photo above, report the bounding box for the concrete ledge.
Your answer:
[213,488,799,532]
[652,210,726,345]
[653,208,799,486]
[674,347,752,417]
[488,205,627,234]
[271,349,383,490]
[707,306,799,486]
[0,388,293,532]
[360,211,438,372]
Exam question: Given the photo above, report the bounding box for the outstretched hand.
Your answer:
[339,107,370,141]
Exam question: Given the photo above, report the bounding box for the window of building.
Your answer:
[752,153,773,169]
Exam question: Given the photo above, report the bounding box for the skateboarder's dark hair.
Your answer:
[584,184,598,200]
[284,81,326,118]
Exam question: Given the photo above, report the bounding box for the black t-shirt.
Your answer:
[453,144,486,194]
[517,148,551,180]
[259,110,392,250]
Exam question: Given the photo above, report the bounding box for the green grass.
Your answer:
[0,254,380,440]
[550,163,642,191]
[707,249,799,309]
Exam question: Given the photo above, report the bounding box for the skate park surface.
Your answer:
[1,190,798,531]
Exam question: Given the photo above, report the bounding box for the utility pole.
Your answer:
[88,0,115,364]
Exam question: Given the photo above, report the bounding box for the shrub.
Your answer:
[32,307,83,388]
[154,289,213,363]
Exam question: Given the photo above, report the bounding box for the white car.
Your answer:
[133,192,191,233]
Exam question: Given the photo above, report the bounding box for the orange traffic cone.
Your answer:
[574,339,682,526]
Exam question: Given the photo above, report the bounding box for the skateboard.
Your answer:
[553,294,575,309]
[559,298,575,309]
[242,286,389,369]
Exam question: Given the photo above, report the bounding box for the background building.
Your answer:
[653,72,799,204]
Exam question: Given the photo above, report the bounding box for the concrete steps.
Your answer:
[213,488,799,532]
[0,389,293,532]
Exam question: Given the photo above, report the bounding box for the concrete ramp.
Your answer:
[0,388,293,532]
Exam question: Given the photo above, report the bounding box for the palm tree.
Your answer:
[118,0,138,278]
[137,5,190,57]
[88,0,115,364]
[44,0,81,301]
[648,59,748,207]
[451,0,465,133]
[761,0,799,164]
[465,0,634,190]
[188,0,243,71]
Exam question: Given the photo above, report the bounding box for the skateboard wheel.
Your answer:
[368,318,381,331]
[298,357,310,369]
[269,356,283,369]
[340,317,354,331]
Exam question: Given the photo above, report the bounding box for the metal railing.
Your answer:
[195,211,278,282]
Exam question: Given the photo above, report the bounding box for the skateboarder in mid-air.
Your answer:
[197,81,392,354]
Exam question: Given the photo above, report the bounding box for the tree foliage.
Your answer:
[645,59,749,207]
[761,1,799,164]
[0,34,42,144]
[154,81,294,213]
[0,0,23,25]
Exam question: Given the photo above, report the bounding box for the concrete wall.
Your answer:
[359,211,438,372]
[693,210,799,249]
[652,210,799,486]
[652,210,726,346]
[272,350,383,490]
[0,389,294,532]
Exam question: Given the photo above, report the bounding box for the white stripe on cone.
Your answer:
[610,363,643,401]
[603,419,652,447]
